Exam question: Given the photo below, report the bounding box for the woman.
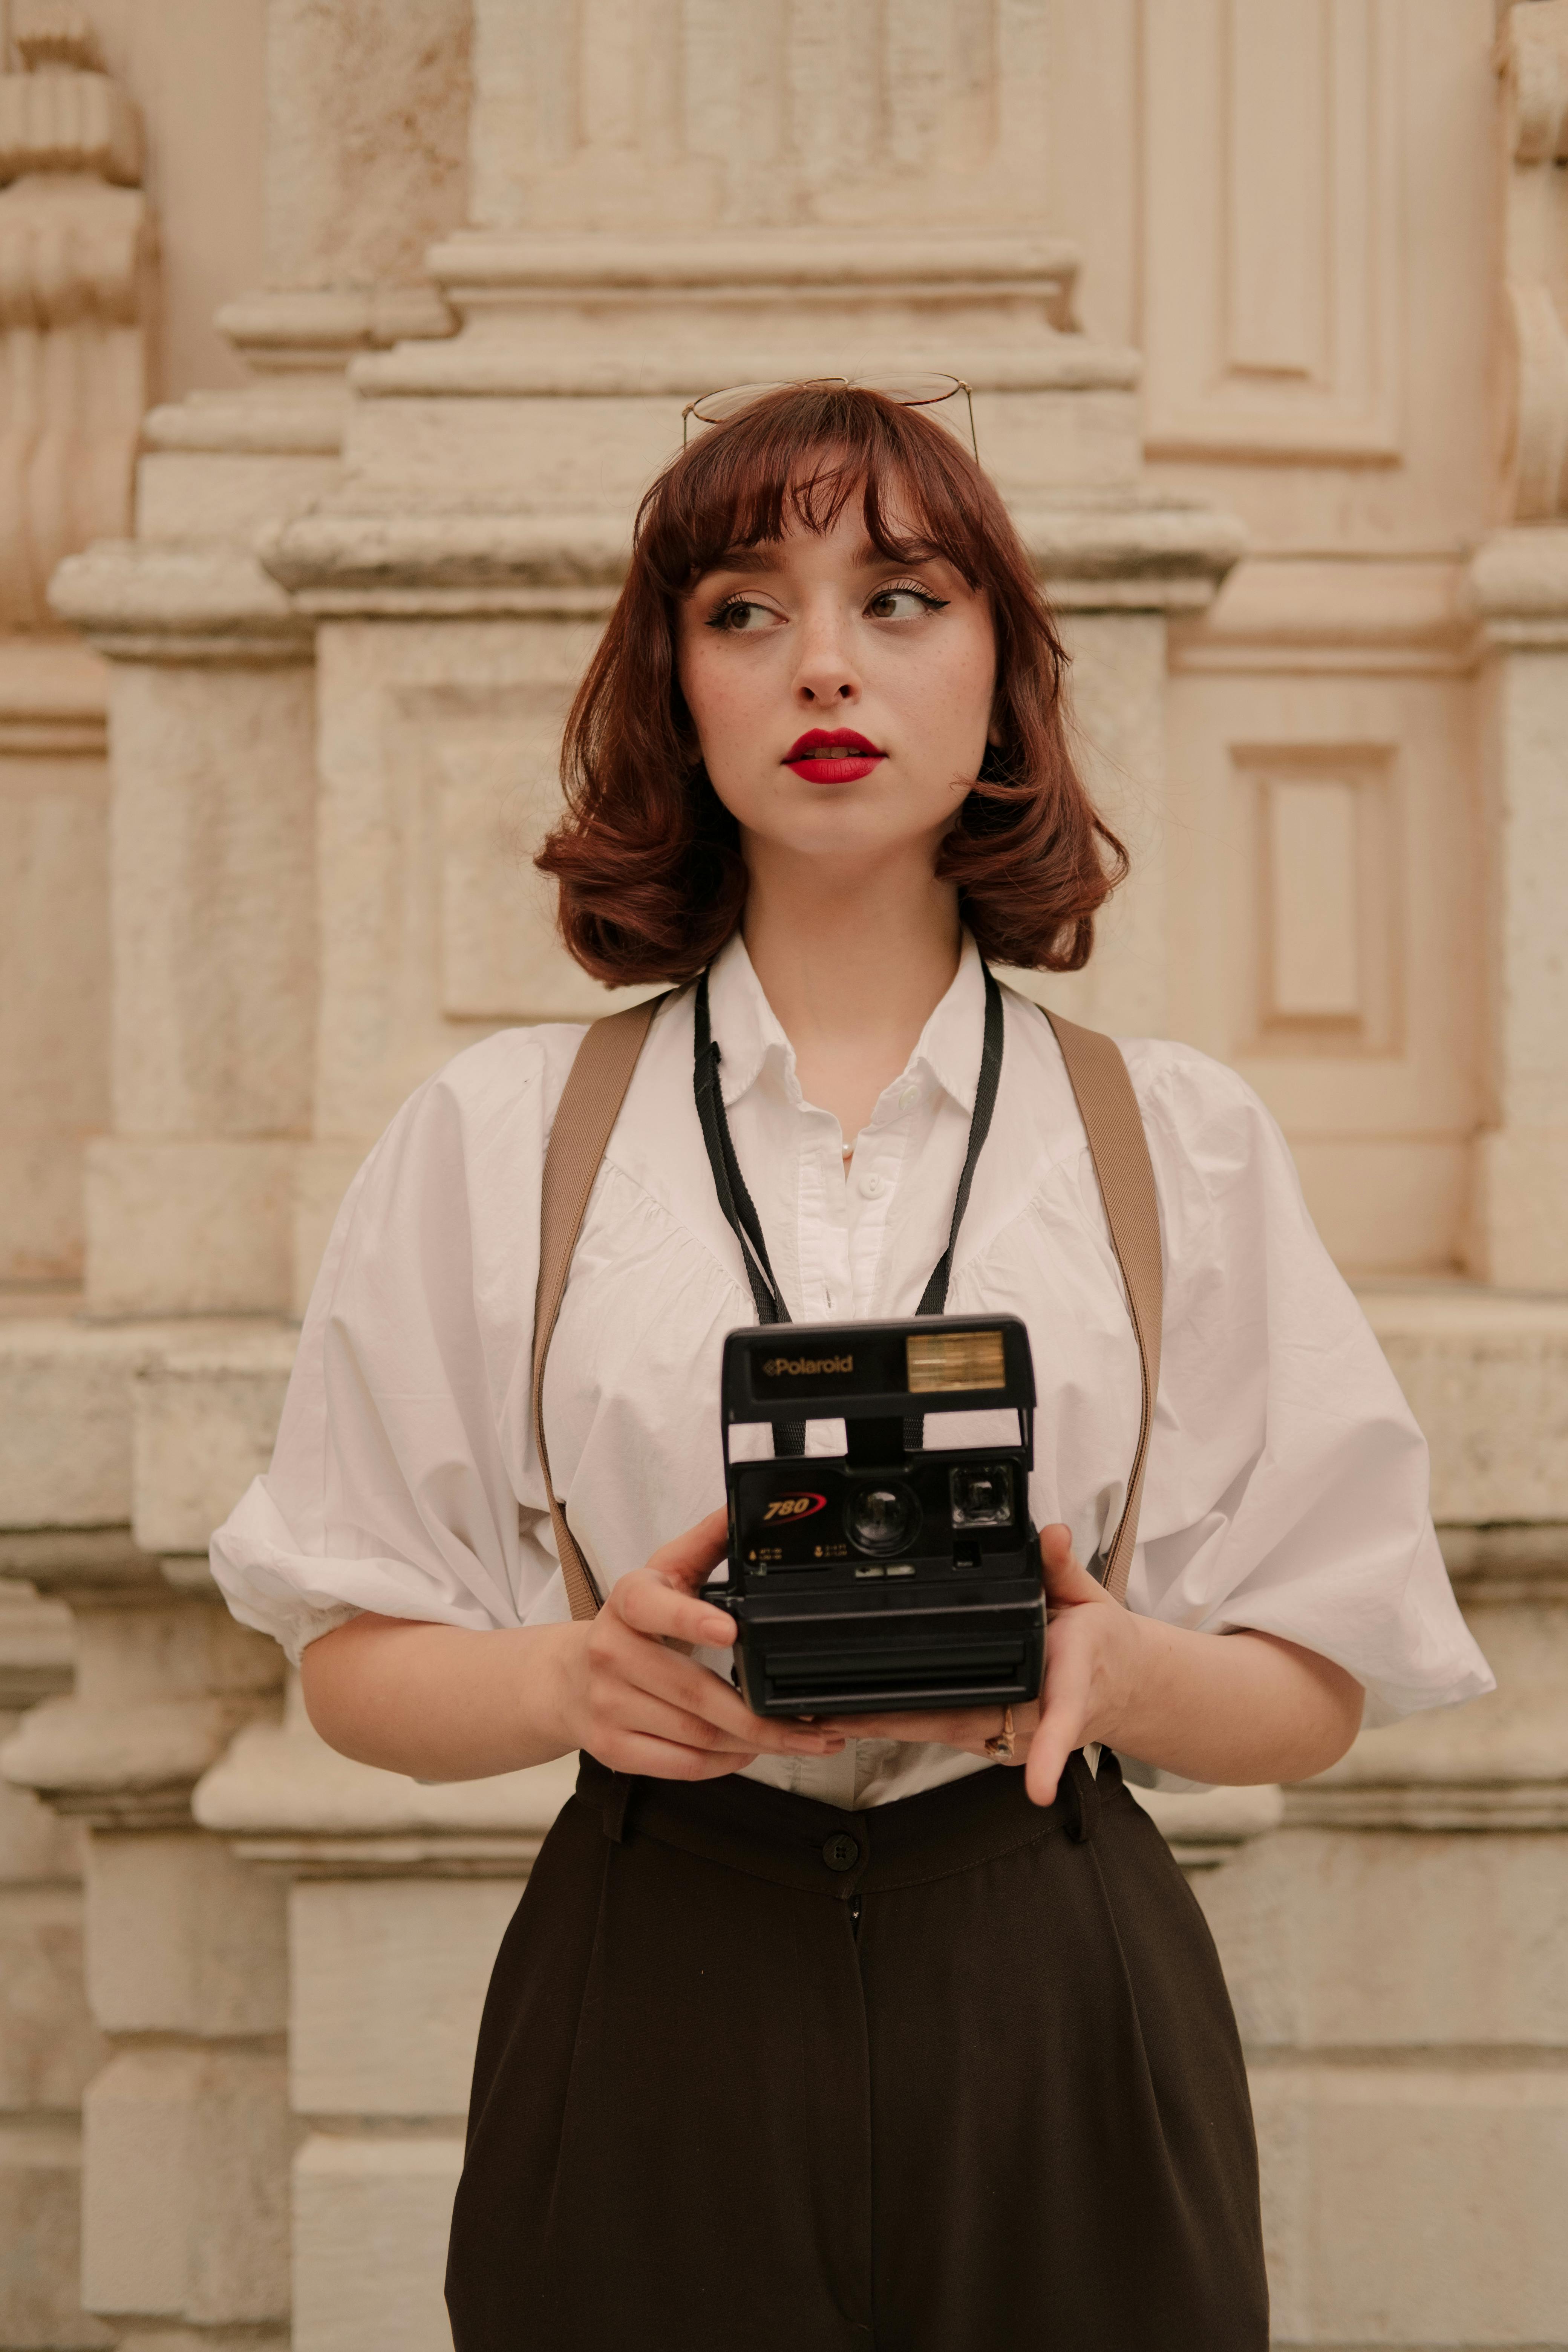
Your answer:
[211,384,1493,2351]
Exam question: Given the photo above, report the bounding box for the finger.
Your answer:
[646,1507,731,1592]
[613,1562,737,1651]
[596,1686,779,1758]
[606,1633,845,1757]
[1038,1522,1113,1609]
[1024,1650,1092,1808]
[585,1729,758,1783]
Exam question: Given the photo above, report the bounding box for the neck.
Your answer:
[738,838,963,1140]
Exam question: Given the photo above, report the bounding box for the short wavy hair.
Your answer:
[536,384,1126,981]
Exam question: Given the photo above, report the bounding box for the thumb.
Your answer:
[648,1506,731,1592]
[1038,1522,1113,1609]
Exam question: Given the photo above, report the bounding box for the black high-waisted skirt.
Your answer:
[446,1749,1268,2352]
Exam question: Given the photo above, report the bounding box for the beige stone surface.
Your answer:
[0,1883,103,2113]
[1254,2061,1568,2347]
[0,743,108,1286]
[1199,1824,1568,2053]
[86,1830,285,2040]
[264,0,469,290]
[292,2132,464,2352]
[197,1675,578,1840]
[132,1326,296,1557]
[0,2119,110,2351]
[103,660,317,1138]
[66,0,268,403]
[81,2046,289,2322]
[86,1136,299,1318]
[1360,1285,1568,1524]
[291,1877,522,2119]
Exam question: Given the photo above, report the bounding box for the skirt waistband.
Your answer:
[573,1747,1118,1899]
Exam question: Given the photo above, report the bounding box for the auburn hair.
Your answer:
[536,383,1126,982]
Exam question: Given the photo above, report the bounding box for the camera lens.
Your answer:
[949,1465,1013,1529]
[845,1482,920,1556]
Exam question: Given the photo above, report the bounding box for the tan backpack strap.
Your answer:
[1045,1012,1164,1606]
[533,995,668,1621]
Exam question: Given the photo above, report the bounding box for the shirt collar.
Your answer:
[702,927,989,1118]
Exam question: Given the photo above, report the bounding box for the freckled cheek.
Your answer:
[681,651,777,778]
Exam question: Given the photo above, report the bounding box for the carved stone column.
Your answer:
[0,3,146,1300]
[197,1697,575,2352]
[0,1325,294,2352]
[1464,2,1568,1286]
[0,1573,106,2352]
[1191,1289,1568,2351]
[1,1540,289,2352]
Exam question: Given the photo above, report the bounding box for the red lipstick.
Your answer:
[783,727,885,784]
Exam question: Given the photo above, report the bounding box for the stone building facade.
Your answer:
[0,1,1564,2345]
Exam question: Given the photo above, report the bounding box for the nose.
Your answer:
[792,600,860,706]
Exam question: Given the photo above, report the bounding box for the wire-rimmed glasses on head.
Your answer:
[681,373,978,462]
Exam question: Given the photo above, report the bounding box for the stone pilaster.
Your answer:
[1461,5,1568,1285]
[0,0,148,1300]
[1190,1288,1568,2350]
[197,1697,574,2352]
[0,1532,289,2352]
[0,1573,107,2352]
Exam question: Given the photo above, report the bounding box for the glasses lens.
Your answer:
[689,381,806,425]
[855,372,962,408]
[689,374,962,427]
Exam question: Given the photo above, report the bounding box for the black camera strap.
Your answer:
[693,959,1005,1455]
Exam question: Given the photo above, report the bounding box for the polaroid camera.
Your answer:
[711,1315,1045,1718]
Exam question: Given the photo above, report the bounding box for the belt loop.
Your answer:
[601,1771,632,1844]
[1063,1749,1100,1845]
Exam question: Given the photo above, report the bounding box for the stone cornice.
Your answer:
[424,226,1083,302]
[354,338,1141,402]
[197,1692,578,1879]
[258,494,1244,619]
[48,540,313,664]
[3,1690,276,1824]
[215,284,456,374]
[1466,523,1568,645]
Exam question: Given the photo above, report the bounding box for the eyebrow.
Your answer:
[704,537,946,578]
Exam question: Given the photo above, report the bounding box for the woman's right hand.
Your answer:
[559,1507,847,1781]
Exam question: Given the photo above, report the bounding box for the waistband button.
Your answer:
[822,1833,860,1872]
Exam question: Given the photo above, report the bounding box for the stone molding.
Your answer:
[217,284,456,375]
[48,538,312,665]
[0,632,106,753]
[1467,519,1568,642]
[1172,557,1480,678]
[197,1684,577,1880]
[257,496,1245,620]
[0,1541,282,1833]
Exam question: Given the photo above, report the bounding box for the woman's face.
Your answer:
[677,490,998,881]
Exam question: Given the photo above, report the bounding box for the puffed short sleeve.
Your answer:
[209,1028,576,1663]
[1125,1042,1494,1754]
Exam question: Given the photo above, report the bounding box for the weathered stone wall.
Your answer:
[1,5,1565,2348]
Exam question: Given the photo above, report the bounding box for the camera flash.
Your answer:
[906,1328,1006,1393]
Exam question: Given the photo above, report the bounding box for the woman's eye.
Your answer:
[867,586,943,620]
[709,597,779,633]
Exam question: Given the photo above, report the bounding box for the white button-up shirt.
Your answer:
[211,931,1493,1807]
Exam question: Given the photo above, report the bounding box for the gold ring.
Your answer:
[984,1704,1015,1762]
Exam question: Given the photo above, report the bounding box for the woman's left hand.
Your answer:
[821,1524,1142,1808]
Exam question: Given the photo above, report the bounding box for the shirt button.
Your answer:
[862,1173,884,1197]
[899,1086,919,1109]
[822,1833,860,1872]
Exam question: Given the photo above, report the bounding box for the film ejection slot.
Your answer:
[716,1315,1044,1717]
